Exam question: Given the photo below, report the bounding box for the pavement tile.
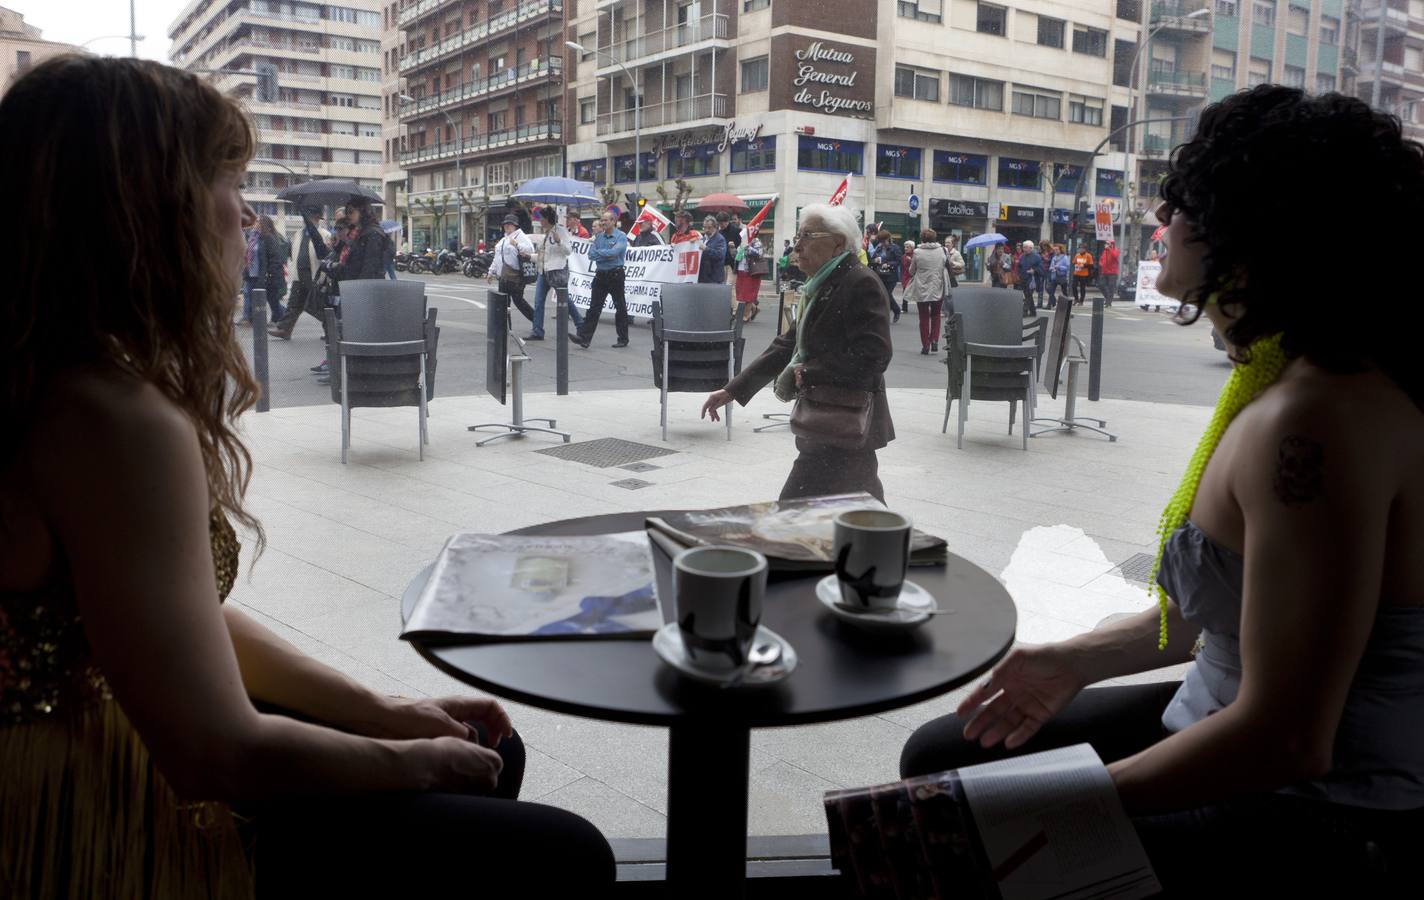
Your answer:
[534,777,666,841]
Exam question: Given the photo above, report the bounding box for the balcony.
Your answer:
[1343,44,1359,73]
[596,13,730,70]
[596,93,728,138]
[399,121,563,167]
[1146,70,1208,99]
[398,0,564,75]
[399,57,562,121]
[1149,1,1211,33]
[397,0,458,28]
[1139,134,1174,157]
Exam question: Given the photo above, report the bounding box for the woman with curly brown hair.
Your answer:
[901,86,1424,894]
[0,57,611,898]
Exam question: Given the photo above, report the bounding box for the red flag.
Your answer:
[628,204,672,238]
[744,194,777,237]
[828,174,851,207]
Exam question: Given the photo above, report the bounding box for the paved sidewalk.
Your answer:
[230,385,1205,840]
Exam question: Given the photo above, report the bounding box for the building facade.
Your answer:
[379,2,409,239]
[391,0,567,250]
[0,7,81,97]
[1352,0,1424,141]
[169,0,387,237]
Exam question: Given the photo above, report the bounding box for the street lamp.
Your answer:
[566,40,642,208]
[79,34,145,50]
[400,92,464,247]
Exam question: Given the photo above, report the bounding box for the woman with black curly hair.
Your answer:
[900,86,1424,894]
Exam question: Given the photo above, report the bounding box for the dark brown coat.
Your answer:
[726,255,895,450]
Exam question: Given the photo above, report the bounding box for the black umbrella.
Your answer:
[276,178,382,208]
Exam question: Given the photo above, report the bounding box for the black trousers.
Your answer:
[499,278,536,322]
[580,267,629,343]
[901,682,1421,896]
[246,727,614,896]
[780,445,884,504]
[273,276,324,333]
[879,275,901,316]
[1073,274,1091,303]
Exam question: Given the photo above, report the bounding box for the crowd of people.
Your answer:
[986,237,1122,315]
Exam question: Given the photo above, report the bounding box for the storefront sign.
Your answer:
[564,237,700,319]
[1000,205,1044,224]
[778,39,874,117]
[1094,203,1114,240]
[930,198,989,219]
[650,120,765,158]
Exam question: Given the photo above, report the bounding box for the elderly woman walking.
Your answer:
[905,228,947,355]
[700,203,895,502]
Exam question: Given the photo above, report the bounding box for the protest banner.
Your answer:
[1134,260,1180,312]
[563,236,702,319]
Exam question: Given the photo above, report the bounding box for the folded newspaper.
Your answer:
[400,531,662,643]
[824,744,1160,900]
[645,493,948,572]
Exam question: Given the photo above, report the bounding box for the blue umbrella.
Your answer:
[963,233,1009,251]
[510,176,600,205]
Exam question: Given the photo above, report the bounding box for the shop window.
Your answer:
[932,150,987,185]
[614,152,658,182]
[797,136,865,174]
[999,157,1041,190]
[572,158,607,184]
[730,136,776,173]
[1053,163,1083,193]
[976,2,1006,36]
[1095,169,1124,198]
[876,145,922,179]
[1038,16,1065,49]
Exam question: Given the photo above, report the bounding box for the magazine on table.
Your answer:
[644,493,948,572]
[400,531,661,643]
[824,744,1160,900]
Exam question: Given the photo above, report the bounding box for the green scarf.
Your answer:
[774,252,851,402]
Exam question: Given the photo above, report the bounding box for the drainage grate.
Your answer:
[1115,553,1157,584]
[619,462,662,473]
[609,478,654,490]
[535,438,679,469]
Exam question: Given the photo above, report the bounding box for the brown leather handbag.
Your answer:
[789,383,874,449]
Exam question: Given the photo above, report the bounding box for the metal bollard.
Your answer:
[251,288,271,413]
[555,291,569,396]
[1087,294,1104,402]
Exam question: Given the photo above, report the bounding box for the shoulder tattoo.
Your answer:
[1272,435,1325,505]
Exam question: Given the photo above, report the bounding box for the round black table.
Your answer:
[401,510,1016,898]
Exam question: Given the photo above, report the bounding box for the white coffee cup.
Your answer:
[833,509,912,610]
[673,546,767,670]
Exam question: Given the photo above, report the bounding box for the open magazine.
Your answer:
[645,493,948,572]
[400,531,662,643]
[824,744,1159,900]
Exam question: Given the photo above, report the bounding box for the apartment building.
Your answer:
[1352,0,1424,141]
[560,1,1141,272]
[379,2,408,235]
[392,0,567,249]
[1,7,81,98]
[168,0,387,236]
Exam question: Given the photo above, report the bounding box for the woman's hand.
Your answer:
[956,645,1088,750]
[375,696,514,746]
[701,389,733,422]
[414,736,505,795]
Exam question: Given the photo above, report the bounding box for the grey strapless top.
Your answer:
[1158,521,1424,810]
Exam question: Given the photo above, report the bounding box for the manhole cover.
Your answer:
[535,438,678,469]
[1115,552,1157,584]
[619,462,662,473]
[609,478,653,490]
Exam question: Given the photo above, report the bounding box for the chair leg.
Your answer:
[958,356,970,450]
[942,397,952,435]
[1022,381,1031,451]
[340,355,350,465]
[661,345,669,442]
[418,351,428,461]
[725,353,733,442]
[1009,400,1017,435]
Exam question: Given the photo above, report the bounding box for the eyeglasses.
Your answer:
[794,230,834,243]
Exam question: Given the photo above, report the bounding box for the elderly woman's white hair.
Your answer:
[903,240,916,251]
[798,202,862,255]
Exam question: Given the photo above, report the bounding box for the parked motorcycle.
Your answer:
[392,251,413,272]
[462,251,493,278]
[407,251,433,274]
[432,248,462,275]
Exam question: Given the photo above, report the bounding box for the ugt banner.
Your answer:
[563,236,703,319]
[1135,260,1181,312]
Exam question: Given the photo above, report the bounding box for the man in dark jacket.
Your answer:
[1017,240,1044,316]
[697,215,727,284]
[718,212,743,281]
[268,207,329,341]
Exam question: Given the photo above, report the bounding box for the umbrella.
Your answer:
[963,233,1009,251]
[276,178,382,208]
[510,176,600,205]
[695,192,749,213]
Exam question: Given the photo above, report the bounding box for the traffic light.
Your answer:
[625,192,646,211]
[255,62,278,102]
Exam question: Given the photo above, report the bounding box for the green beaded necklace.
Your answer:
[1149,330,1288,648]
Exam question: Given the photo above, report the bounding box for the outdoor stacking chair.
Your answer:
[323,280,439,463]
[942,287,1040,451]
[651,283,745,441]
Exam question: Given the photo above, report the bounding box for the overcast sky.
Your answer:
[11,0,189,61]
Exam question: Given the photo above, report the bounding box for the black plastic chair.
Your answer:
[942,287,1040,450]
[650,283,745,441]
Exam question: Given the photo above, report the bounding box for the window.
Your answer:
[898,0,943,24]
[572,158,607,184]
[1068,96,1103,126]
[1113,39,1136,87]
[614,152,658,181]
[976,3,1006,36]
[578,34,595,60]
[1116,1,1141,21]
[949,74,1004,110]
[797,135,865,174]
[998,157,1041,190]
[1286,7,1308,36]
[1096,169,1124,198]
[743,0,770,10]
[730,136,776,173]
[1315,72,1336,93]
[1252,1,1274,27]
[1053,163,1083,192]
[16,50,31,72]
[876,145,922,179]
[356,67,381,82]
[1012,86,1060,120]
[666,144,720,178]
[1216,0,1238,15]
[330,65,355,80]
[329,36,355,52]
[932,151,988,184]
[1211,50,1236,81]
[1282,64,1305,88]
[1073,26,1108,58]
[1038,16,1065,49]
[894,66,940,102]
[579,98,596,124]
[740,56,769,93]
[1248,57,1270,86]
[1319,17,1338,45]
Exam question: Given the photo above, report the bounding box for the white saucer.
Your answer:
[816,575,936,633]
[652,622,797,687]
